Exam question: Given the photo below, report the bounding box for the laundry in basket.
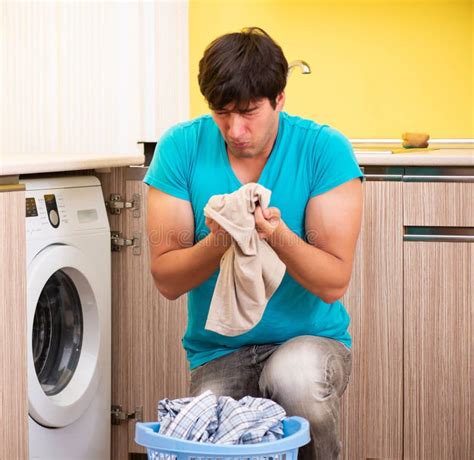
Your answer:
[157,390,286,445]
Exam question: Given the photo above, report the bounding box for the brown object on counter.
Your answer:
[402,132,430,148]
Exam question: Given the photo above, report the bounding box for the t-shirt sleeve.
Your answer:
[309,127,364,198]
[143,127,191,201]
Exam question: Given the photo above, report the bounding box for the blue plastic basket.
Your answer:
[135,416,310,460]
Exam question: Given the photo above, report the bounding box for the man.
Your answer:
[144,27,363,459]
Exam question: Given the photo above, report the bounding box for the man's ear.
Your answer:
[276,92,285,111]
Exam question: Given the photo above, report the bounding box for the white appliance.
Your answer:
[21,176,111,460]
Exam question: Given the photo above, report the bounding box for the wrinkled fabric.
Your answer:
[203,183,286,336]
[157,390,286,444]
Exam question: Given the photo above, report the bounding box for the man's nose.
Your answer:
[227,114,245,140]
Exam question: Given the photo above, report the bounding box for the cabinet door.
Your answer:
[2,2,188,158]
[98,168,130,460]
[124,176,190,454]
[340,180,404,459]
[0,188,28,459]
[3,2,141,156]
[403,181,473,459]
[404,241,473,459]
[99,168,190,459]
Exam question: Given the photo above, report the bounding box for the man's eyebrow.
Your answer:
[214,103,260,114]
[238,106,259,114]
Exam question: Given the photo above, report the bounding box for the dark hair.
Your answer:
[198,27,288,111]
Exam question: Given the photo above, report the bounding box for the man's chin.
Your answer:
[228,146,255,159]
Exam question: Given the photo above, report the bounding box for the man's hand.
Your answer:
[254,205,281,240]
[205,216,225,235]
[205,216,232,247]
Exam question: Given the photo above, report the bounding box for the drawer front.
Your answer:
[404,182,474,227]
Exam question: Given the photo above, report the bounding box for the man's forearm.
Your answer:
[150,232,231,300]
[268,221,351,303]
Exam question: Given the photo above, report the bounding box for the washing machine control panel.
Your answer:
[25,193,69,234]
[24,183,109,238]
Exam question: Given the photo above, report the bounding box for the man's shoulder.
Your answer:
[164,114,216,140]
[281,113,354,163]
[281,112,330,137]
[281,112,344,144]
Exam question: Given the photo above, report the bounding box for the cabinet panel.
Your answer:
[2,2,188,157]
[124,178,190,454]
[2,2,141,156]
[404,182,474,227]
[0,189,28,459]
[97,168,129,460]
[340,181,404,459]
[100,168,190,457]
[404,241,473,459]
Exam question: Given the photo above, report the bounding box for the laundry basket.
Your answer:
[135,416,310,460]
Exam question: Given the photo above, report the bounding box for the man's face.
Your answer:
[211,93,285,159]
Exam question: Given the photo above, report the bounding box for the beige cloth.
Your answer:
[203,182,286,337]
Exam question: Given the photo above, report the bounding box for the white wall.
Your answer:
[0,0,189,160]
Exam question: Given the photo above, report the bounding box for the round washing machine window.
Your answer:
[33,270,83,396]
[27,244,105,428]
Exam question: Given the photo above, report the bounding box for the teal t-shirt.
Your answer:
[144,112,363,369]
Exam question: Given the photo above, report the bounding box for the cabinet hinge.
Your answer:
[111,405,143,425]
[111,231,141,255]
[106,193,141,217]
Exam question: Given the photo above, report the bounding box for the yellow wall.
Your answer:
[189,0,473,138]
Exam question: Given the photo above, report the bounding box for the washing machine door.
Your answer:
[27,244,104,428]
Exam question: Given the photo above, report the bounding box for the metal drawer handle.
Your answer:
[403,175,474,183]
[404,226,474,242]
[364,174,403,181]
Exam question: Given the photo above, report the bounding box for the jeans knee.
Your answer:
[259,336,351,405]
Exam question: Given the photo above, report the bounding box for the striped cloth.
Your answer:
[157,390,286,444]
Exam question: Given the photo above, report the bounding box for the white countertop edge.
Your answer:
[355,154,474,166]
[0,153,145,176]
[1,148,472,176]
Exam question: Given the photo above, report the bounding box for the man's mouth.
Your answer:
[229,141,249,149]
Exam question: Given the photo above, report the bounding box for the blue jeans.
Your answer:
[189,335,352,460]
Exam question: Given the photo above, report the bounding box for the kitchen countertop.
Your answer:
[354,148,473,166]
[0,146,472,178]
[0,150,145,176]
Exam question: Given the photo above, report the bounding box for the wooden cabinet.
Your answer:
[98,168,189,459]
[403,182,473,460]
[404,241,472,459]
[340,179,404,459]
[0,186,28,459]
[2,2,139,157]
[123,177,189,455]
[1,2,188,157]
[340,173,473,459]
[403,182,474,227]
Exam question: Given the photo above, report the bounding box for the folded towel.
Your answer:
[158,390,286,444]
[203,183,286,336]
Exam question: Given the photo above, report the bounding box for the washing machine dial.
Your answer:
[44,194,60,228]
[48,209,59,227]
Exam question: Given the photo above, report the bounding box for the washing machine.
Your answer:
[21,176,111,460]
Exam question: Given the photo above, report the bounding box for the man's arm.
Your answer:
[262,178,363,303]
[147,187,231,300]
